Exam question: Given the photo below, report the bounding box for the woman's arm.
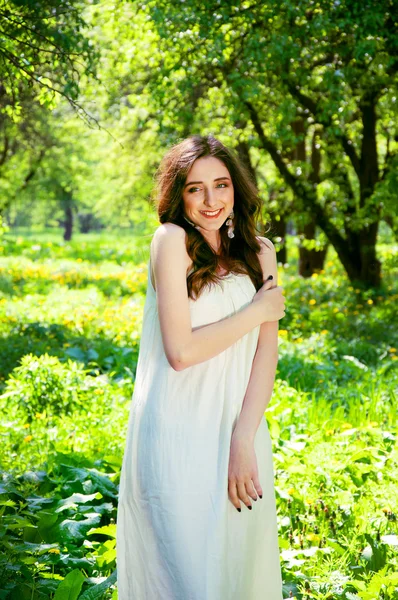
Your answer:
[232,323,278,442]
[152,224,284,371]
[227,237,280,510]
[232,237,279,442]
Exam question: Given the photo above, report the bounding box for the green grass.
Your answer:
[0,229,397,599]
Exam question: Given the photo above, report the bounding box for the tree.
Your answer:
[0,0,98,214]
[122,0,398,288]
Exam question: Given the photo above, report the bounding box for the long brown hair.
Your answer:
[152,134,267,300]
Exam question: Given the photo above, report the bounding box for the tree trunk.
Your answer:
[298,221,328,277]
[291,118,327,276]
[61,188,74,241]
[236,138,257,185]
[245,100,381,289]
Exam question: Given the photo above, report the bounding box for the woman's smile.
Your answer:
[199,208,224,219]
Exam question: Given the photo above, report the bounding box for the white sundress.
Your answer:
[116,256,283,599]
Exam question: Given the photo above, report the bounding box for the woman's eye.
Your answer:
[188,183,227,193]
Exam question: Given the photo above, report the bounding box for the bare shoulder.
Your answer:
[151,222,189,259]
[255,235,276,254]
[152,222,186,245]
[151,223,191,289]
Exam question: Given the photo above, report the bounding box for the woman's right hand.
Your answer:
[252,278,286,323]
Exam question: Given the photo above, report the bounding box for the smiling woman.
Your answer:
[153,135,270,299]
[116,134,285,599]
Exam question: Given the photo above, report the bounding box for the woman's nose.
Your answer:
[203,188,217,207]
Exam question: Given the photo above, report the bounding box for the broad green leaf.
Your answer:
[54,569,85,600]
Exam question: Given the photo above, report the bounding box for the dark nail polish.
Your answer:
[267,275,273,280]
[254,498,257,501]
[248,506,252,510]
[259,495,263,499]
[236,508,241,512]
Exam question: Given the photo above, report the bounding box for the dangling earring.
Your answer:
[226,210,235,239]
[183,215,197,228]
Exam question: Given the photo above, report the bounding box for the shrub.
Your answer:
[2,353,93,419]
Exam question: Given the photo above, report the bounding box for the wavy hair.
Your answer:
[151,134,267,300]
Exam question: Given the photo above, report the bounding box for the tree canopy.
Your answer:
[0,0,397,288]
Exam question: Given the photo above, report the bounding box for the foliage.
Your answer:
[107,0,398,287]
[0,0,97,116]
[3,354,101,421]
[0,455,119,599]
[1,0,397,287]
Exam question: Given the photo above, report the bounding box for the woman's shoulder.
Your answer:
[150,223,191,278]
[255,235,275,254]
[153,222,186,242]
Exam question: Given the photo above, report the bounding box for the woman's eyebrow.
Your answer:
[184,176,231,188]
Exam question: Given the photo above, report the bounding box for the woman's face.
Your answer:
[182,156,234,232]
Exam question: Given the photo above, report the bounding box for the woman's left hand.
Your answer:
[227,431,263,511]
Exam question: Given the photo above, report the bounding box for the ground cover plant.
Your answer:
[0,229,397,599]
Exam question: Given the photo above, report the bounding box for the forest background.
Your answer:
[0,0,397,599]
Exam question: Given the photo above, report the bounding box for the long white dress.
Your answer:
[116,257,283,599]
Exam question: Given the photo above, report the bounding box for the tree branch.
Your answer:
[244,99,348,250]
[286,82,362,178]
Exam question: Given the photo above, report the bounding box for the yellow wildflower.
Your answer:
[309,299,316,305]
[24,435,33,443]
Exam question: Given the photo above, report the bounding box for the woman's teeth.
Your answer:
[200,208,223,218]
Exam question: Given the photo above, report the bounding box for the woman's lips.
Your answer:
[199,208,223,219]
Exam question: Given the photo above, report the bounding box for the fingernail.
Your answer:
[248,506,252,510]
[236,508,241,512]
[253,498,257,501]
[259,495,263,499]
[267,275,273,280]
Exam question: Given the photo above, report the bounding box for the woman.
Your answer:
[116,134,286,599]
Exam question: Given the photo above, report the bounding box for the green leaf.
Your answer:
[59,513,102,543]
[78,569,117,600]
[65,347,86,362]
[54,569,85,600]
[55,492,103,513]
[38,511,60,543]
[87,524,116,539]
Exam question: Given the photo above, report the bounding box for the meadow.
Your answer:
[0,228,397,600]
